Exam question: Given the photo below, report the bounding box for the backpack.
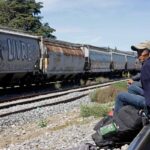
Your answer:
[92,105,143,149]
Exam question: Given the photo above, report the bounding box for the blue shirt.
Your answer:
[132,73,141,81]
[141,58,150,106]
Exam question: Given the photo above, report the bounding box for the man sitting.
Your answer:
[114,41,150,113]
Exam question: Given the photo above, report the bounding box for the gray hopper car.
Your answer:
[82,45,139,74]
[111,52,126,71]
[41,39,85,80]
[0,28,141,86]
[0,29,41,86]
[0,29,86,86]
[81,45,112,73]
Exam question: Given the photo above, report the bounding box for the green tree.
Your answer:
[0,0,56,38]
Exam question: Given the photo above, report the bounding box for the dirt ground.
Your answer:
[0,109,98,149]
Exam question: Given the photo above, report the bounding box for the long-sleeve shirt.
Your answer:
[132,73,142,88]
[132,73,141,81]
[141,58,150,106]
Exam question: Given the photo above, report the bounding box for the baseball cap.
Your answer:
[131,41,150,51]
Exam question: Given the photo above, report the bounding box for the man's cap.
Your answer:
[131,41,150,51]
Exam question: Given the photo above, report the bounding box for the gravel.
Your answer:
[0,92,129,150]
[0,92,91,129]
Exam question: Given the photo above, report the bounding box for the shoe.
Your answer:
[108,110,114,116]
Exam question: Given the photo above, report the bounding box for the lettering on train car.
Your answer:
[7,38,34,61]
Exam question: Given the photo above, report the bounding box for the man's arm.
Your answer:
[127,73,141,85]
[141,62,150,106]
[132,73,141,81]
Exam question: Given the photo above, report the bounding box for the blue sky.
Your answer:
[37,0,150,51]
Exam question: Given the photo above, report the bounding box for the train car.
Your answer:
[0,28,141,87]
[126,54,136,71]
[81,45,112,73]
[135,59,142,71]
[0,29,41,86]
[111,49,126,72]
[41,39,85,80]
[133,52,142,71]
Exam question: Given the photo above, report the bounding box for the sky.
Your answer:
[37,0,150,51]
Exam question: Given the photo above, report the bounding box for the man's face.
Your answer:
[137,50,149,63]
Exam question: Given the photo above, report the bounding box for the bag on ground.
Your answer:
[92,105,143,149]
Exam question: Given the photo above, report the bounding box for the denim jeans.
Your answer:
[128,84,144,96]
[114,92,146,113]
[132,81,142,88]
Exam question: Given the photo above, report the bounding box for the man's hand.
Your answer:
[127,79,134,85]
[139,107,150,125]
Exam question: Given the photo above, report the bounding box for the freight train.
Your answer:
[0,28,141,87]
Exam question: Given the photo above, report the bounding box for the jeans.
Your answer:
[132,81,142,88]
[114,92,146,113]
[128,84,144,96]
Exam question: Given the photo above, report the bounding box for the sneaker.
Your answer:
[108,110,114,116]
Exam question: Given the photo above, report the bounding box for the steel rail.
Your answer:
[0,79,127,118]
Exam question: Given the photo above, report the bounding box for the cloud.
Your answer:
[56,27,86,34]
[36,0,123,13]
[90,36,102,43]
[53,26,103,45]
[81,36,103,46]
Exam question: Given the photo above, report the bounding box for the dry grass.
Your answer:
[80,77,110,86]
[80,81,127,118]
[95,77,109,83]
[54,82,62,89]
[90,81,127,104]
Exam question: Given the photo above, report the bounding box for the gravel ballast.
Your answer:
[0,93,129,150]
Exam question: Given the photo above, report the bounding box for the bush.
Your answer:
[90,81,127,103]
[80,103,112,118]
[38,119,48,128]
[54,82,62,89]
[80,79,85,86]
[95,77,109,83]
[113,81,127,90]
[80,81,127,118]
[90,86,116,103]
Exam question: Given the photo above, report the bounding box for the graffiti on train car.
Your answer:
[7,38,34,61]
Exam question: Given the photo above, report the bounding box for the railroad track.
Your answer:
[0,79,127,118]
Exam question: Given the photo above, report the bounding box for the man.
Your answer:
[132,41,150,113]
[114,41,150,113]
[127,49,149,95]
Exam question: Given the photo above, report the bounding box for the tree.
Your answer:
[0,0,56,39]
